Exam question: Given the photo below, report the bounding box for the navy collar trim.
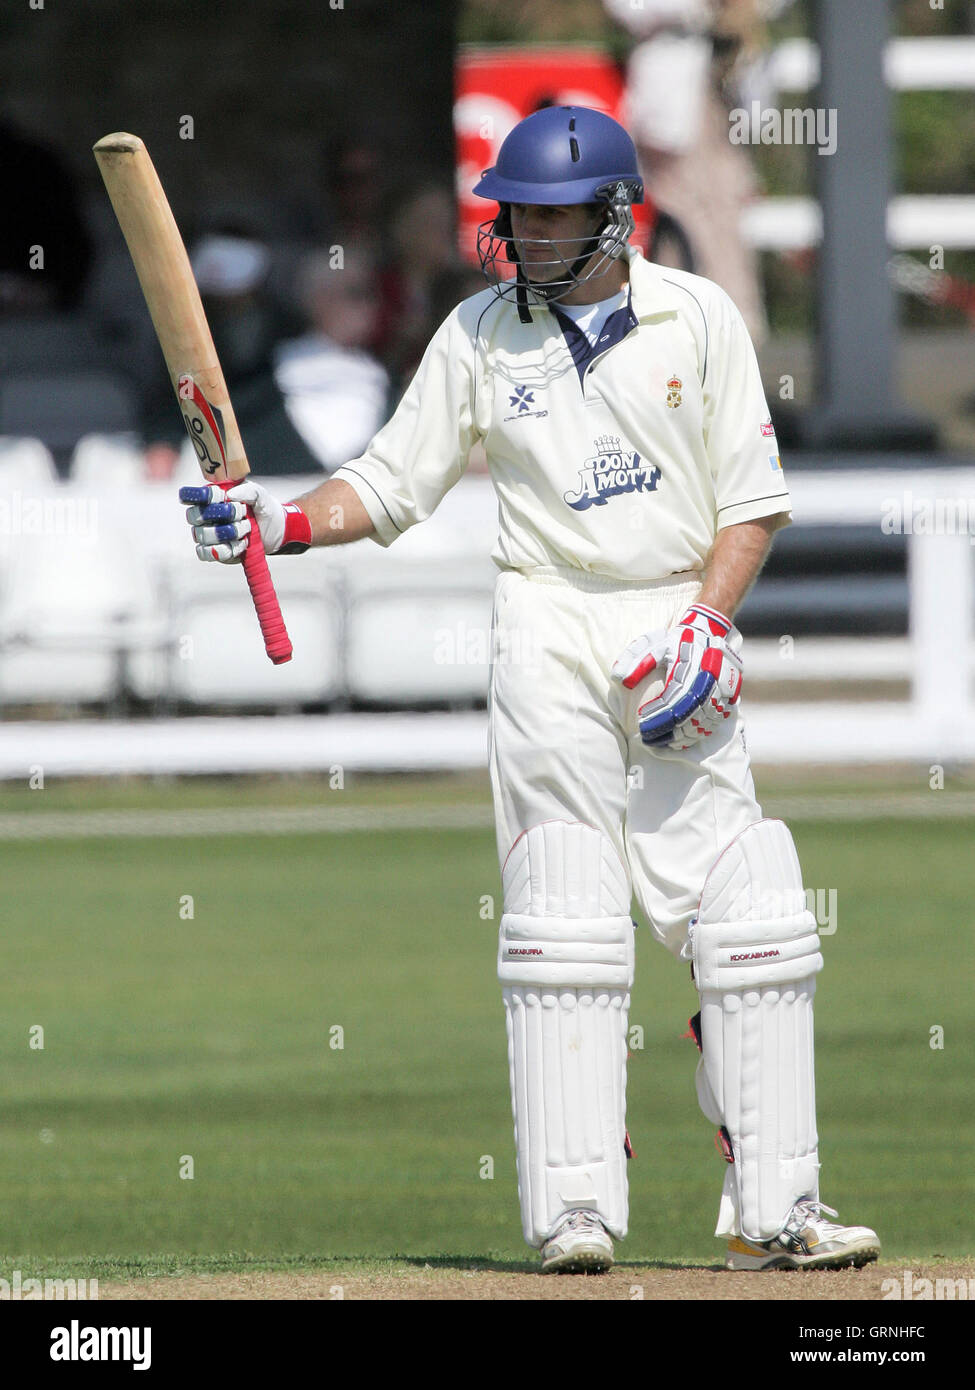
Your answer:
[551,290,638,387]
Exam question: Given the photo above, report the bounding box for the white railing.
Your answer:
[767,37,975,92]
[0,457,971,773]
[746,36,975,251]
[745,467,974,764]
[743,197,975,251]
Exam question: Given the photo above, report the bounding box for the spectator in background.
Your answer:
[142,233,327,480]
[603,0,770,345]
[273,248,390,473]
[0,117,93,313]
[318,131,389,265]
[373,184,458,392]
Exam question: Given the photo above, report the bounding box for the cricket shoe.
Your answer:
[540,1210,614,1274]
[725,1199,881,1271]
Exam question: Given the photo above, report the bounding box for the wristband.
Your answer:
[279,502,312,554]
[686,602,732,637]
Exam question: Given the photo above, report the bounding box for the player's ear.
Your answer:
[493,204,519,265]
[493,203,512,237]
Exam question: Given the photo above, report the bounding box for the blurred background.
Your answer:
[1,0,973,1285]
[0,0,972,772]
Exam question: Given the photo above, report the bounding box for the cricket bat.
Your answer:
[93,131,293,665]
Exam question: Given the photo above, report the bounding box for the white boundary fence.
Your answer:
[744,467,974,764]
[768,37,975,93]
[747,36,975,250]
[0,461,971,776]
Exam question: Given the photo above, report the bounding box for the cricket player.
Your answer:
[180,106,880,1275]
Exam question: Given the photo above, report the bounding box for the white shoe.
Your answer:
[540,1210,614,1274]
[725,1198,881,1271]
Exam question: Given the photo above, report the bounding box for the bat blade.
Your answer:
[93,132,293,664]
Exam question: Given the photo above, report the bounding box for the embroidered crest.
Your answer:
[666,375,682,409]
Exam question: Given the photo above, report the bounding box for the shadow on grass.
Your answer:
[2,1251,727,1282]
[394,1254,726,1275]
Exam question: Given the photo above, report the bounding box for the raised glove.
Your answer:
[179,480,311,563]
[612,601,743,751]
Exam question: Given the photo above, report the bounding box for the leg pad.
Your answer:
[499,822,634,1245]
[691,819,822,1241]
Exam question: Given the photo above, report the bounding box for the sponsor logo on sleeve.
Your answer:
[761,419,775,437]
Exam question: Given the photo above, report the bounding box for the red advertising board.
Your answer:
[454,45,651,269]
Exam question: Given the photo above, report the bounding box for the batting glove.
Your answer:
[611,602,743,751]
[179,480,311,563]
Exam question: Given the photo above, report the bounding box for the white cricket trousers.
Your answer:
[488,567,763,956]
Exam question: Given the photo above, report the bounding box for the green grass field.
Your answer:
[1,771,972,1281]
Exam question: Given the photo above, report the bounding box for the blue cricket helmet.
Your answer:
[472,106,644,319]
[473,105,644,208]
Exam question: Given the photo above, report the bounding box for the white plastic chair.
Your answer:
[0,507,166,706]
[70,434,145,490]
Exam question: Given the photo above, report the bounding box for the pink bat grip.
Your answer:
[217,482,293,664]
[241,513,293,664]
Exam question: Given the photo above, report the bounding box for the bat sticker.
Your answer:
[178,374,228,475]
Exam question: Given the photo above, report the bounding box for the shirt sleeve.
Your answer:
[332,307,480,547]
[703,285,792,532]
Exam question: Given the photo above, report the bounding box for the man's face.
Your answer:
[509,203,602,283]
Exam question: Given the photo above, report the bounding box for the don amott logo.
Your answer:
[564,435,660,512]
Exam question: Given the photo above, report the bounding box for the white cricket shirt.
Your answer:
[334,246,790,583]
[556,288,629,347]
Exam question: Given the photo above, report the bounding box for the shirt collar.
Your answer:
[550,292,639,386]
[623,245,683,319]
[527,245,680,330]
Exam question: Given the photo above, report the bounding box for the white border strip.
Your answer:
[2,703,972,779]
[0,713,489,780]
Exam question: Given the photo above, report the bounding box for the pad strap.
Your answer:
[694,916,823,993]
[499,913,633,988]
